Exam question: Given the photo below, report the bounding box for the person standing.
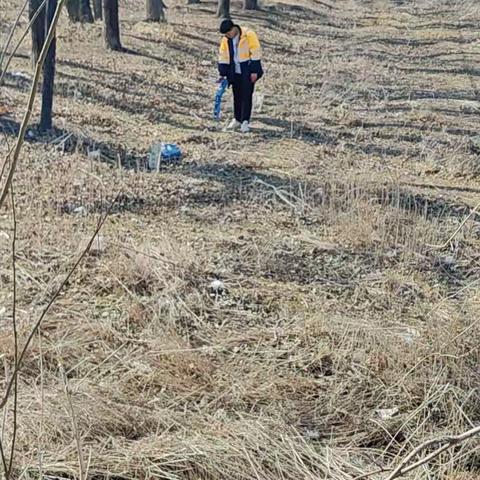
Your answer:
[218,19,263,133]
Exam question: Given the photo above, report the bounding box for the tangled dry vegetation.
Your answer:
[0,0,479,478]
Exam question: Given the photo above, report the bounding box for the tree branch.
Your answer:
[386,425,480,480]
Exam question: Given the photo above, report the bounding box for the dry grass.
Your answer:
[1,0,480,478]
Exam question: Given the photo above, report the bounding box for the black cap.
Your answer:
[220,19,234,34]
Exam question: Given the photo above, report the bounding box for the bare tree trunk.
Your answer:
[29,0,46,69]
[217,0,230,17]
[66,0,81,21]
[146,0,166,21]
[93,0,102,20]
[66,0,94,22]
[40,0,57,133]
[243,0,257,10]
[103,0,122,50]
[79,0,94,22]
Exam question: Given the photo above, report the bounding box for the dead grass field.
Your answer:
[1,0,480,478]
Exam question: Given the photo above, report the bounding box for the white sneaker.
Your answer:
[240,121,250,133]
[225,119,241,131]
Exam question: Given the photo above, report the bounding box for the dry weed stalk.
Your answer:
[427,199,480,250]
[6,188,19,480]
[0,193,119,479]
[386,425,480,480]
[0,0,29,78]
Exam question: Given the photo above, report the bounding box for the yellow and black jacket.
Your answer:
[218,27,264,82]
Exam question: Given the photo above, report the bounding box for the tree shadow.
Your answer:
[354,103,480,123]
[2,52,123,76]
[180,31,218,49]
[121,47,169,65]
[256,116,342,145]
[177,161,480,229]
[405,66,480,77]
[0,117,150,170]
[56,68,210,103]
[402,182,480,195]
[122,34,208,62]
[347,120,478,138]
[352,85,479,104]
[409,21,480,31]
[344,48,480,65]
[430,106,480,118]
[4,67,209,128]
[252,116,438,158]
[357,143,407,157]
[58,58,122,76]
[357,36,477,48]
[369,130,449,147]
[4,110,477,240]
[0,116,20,137]
[265,1,330,20]
[1,71,31,91]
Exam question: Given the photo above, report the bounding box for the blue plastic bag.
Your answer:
[161,143,182,162]
[213,78,228,121]
[148,142,182,169]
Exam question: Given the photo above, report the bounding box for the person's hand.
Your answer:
[217,77,226,83]
[250,73,258,83]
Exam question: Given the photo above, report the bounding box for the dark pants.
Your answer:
[232,74,255,123]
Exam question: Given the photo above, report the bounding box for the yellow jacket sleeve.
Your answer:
[219,38,230,64]
[246,30,261,61]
